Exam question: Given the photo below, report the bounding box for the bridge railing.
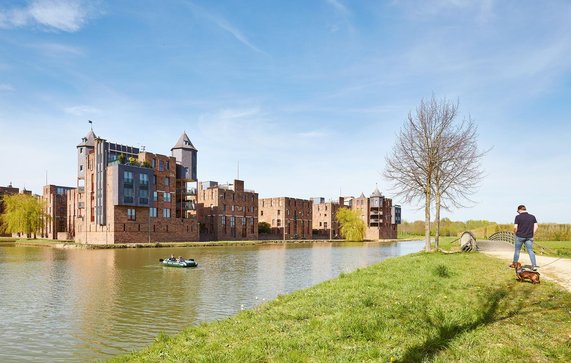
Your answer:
[488,231,515,245]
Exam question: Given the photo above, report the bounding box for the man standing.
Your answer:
[513,205,538,271]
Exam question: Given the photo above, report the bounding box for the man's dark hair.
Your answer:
[517,205,526,211]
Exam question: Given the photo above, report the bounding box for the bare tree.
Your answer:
[385,95,486,252]
[384,96,456,251]
[432,116,486,249]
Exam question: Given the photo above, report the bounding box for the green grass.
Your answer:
[0,236,16,242]
[111,252,571,363]
[535,240,571,257]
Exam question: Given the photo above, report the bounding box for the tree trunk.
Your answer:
[424,186,431,252]
[435,191,441,250]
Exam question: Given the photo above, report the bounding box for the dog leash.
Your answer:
[539,257,563,268]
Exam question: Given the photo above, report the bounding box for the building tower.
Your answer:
[369,185,384,228]
[171,132,198,219]
[76,129,96,221]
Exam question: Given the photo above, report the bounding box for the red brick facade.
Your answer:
[197,179,258,241]
[74,132,199,244]
[312,198,344,239]
[258,197,312,239]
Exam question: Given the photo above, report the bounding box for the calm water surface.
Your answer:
[0,241,423,362]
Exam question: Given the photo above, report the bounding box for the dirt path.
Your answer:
[481,250,571,292]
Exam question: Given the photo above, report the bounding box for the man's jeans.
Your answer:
[514,236,537,267]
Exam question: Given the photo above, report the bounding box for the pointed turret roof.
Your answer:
[171,132,197,151]
[371,185,383,198]
[77,129,97,148]
[359,192,366,198]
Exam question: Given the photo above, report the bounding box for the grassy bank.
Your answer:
[112,252,571,362]
[11,239,411,249]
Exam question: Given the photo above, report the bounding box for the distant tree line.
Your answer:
[399,219,571,241]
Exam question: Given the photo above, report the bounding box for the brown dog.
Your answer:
[509,262,540,284]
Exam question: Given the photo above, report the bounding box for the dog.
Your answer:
[509,261,540,284]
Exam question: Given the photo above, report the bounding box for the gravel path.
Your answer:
[481,249,571,292]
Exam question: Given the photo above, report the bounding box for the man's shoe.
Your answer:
[532,266,538,271]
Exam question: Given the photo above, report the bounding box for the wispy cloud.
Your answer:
[0,83,14,92]
[184,1,268,56]
[325,0,352,33]
[0,0,97,32]
[28,42,85,56]
[64,105,101,116]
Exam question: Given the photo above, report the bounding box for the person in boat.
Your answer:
[178,256,185,263]
[169,254,176,261]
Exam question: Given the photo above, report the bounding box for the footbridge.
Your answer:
[458,231,554,255]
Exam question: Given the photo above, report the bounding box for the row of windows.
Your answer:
[124,171,170,187]
[150,159,170,171]
[260,199,311,208]
[259,209,306,217]
[127,208,171,221]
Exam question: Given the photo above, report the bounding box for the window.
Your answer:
[324,222,328,229]
[152,159,156,168]
[153,191,158,201]
[139,190,148,204]
[80,165,83,171]
[124,171,133,187]
[166,160,170,170]
[159,160,164,171]
[163,177,170,186]
[261,210,264,216]
[124,188,134,204]
[242,217,246,225]
[149,207,157,218]
[277,210,281,215]
[80,147,83,154]
[139,174,149,187]
[164,192,171,202]
[153,175,157,185]
[221,216,226,225]
[163,208,171,218]
[127,208,136,221]
[230,216,235,227]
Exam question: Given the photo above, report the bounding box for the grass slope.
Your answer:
[112,253,571,363]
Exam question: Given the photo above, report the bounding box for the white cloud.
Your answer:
[64,105,101,116]
[0,0,96,32]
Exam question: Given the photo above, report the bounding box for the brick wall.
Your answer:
[259,197,312,239]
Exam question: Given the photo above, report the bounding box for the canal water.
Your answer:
[0,241,423,362]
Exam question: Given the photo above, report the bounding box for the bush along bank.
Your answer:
[111,252,571,362]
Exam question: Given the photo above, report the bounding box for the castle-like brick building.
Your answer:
[73,129,199,244]
[197,179,258,241]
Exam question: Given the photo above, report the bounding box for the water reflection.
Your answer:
[0,241,423,362]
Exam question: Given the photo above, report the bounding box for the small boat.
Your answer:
[160,258,198,268]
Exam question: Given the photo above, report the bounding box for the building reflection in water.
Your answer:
[0,240,424,363]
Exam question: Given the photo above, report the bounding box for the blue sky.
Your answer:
[1,0,570,223]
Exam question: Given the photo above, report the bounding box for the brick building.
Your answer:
[42,184,75,240]
[258,197,312,239]
[74,129,199,244]
[311,197,344,239]
[196,179,258,241]
[346,186,401,240]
